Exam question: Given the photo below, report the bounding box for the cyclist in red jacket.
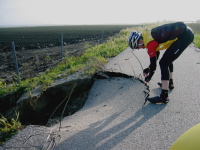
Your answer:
[128,22,194,104]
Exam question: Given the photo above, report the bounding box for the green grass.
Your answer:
[194,34,200,47]
[187,23,200,48]
[0,111,24,144]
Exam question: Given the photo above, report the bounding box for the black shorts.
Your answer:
[159,28,194,80]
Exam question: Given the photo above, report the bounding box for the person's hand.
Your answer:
[144,76,151,82]
[143,67,150,77]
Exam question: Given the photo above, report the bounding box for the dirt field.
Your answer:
[0,41,98,84]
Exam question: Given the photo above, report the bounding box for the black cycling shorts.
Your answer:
[159,28,194,80]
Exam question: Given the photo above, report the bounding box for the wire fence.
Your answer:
[0,25,119,52]
[11,31,106,83]
[0,24,141,84]
[0,27,121,85]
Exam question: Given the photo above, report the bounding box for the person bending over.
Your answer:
[128,22,194,104]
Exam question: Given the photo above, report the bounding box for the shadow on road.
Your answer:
[57,103,166,150]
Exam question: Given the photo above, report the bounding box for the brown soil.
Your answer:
[0,41,98,84]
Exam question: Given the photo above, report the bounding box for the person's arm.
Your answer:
[143,41,159,82]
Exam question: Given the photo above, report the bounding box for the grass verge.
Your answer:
[0,111,24,145]
[194,34,200,47]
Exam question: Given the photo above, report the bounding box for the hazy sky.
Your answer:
[0,0,199,26]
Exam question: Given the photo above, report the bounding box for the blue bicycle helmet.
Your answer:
[128,31,142,49]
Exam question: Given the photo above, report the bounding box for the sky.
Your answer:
[0,0,199,27]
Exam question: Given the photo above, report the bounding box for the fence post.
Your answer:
[100,30,104,44]
[60,33,63,61]
[11,42,20,84]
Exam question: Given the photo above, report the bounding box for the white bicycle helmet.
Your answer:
[128,31,142,49]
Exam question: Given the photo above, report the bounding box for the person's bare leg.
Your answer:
[162,80,169,90]
[169,72,174,89]
[170,72,173,80]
